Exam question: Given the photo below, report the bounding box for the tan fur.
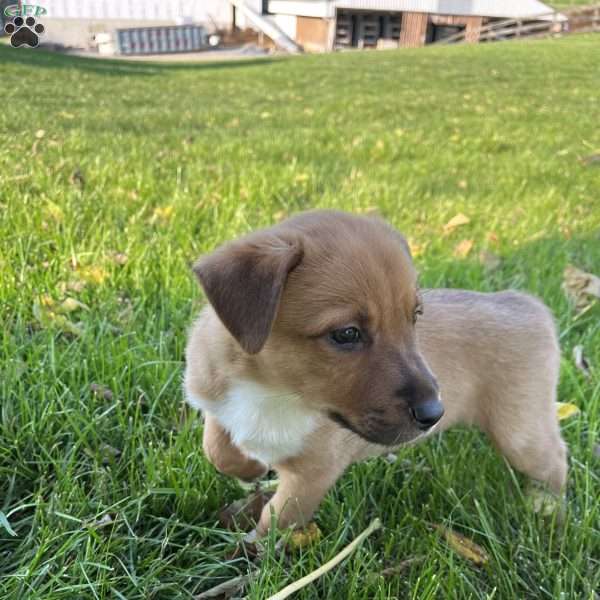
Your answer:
[184,210,567,535]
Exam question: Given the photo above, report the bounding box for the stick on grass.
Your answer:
[267,518,382,600]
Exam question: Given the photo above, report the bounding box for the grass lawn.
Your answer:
[1,34,599,599]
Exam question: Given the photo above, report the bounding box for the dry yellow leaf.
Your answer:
[443,213,470,234]
[454,239,474,258]
[433,524,489,566]
[151,205,174,224]
[288,522,322,550]
[409,240,427,258]
[556,402,580,421]
[78,266,108,285]
[45,201,65,223]
[57,298,89,314]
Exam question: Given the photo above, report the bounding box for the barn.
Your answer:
[252,0,562,51]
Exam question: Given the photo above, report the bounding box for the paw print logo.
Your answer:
[4,16,45,48]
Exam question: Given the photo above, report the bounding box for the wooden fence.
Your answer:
[434,4,600,45]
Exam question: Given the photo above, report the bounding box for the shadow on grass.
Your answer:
[0,45,282,76]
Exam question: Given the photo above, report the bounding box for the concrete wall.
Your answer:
[41,18,177,48]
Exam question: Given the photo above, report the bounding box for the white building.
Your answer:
[34,0,261,49]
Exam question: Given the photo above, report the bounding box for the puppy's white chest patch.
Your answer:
[187,380,318,466]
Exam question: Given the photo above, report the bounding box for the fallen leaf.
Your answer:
[195,572,257,599]
[573,345,591,378]
[454,239,474,258]
[479,250,501,270]
[90,383,114,401]
[45,200,64,223]
[486,231,499,244]
[150,205,174,224]
[33,298,83,337]
[69,168,85,188]
[109,252,128,265]
[556,402,580,421]
[219,490,273,531]
[57,298,89,314]
[380,556,426,577]
[443,213,470,234]
[78,266,108,285]
[408,240,426,258]
[288,522,322,550]
[563,265,600,312]
[35,129,46,139]
[59,279,86,294]
[432,524,489,566]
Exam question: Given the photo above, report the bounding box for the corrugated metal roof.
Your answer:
[332,0,557,18]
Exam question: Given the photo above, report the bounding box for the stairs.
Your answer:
[229,0,301,53]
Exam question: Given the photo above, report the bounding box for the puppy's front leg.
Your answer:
[256,452,347,536]
[202,414,268,482]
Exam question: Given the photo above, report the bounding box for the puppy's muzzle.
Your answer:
[409,398,444,430]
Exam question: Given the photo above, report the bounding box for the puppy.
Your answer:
[184,210,567,536]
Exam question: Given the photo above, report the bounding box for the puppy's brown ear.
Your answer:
[193,232,303,354]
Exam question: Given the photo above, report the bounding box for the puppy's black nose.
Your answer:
[409,399,444,430]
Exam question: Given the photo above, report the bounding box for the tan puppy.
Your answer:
[184,210,567,536]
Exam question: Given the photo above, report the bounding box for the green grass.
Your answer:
[1,35,599,599]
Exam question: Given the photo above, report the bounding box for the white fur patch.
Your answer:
[186,380,319,466]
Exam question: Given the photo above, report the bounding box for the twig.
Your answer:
[266,518,382,600]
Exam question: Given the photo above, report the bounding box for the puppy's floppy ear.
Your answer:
[193,231,303,354]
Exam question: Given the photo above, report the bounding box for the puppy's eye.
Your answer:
[413,304,423,324]
[329,326,362,346]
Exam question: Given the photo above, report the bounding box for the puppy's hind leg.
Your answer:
[482,387,567,495]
